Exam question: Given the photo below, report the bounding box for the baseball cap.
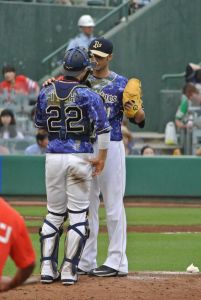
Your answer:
[89,37,113,58]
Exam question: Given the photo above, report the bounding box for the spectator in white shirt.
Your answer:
[67,15,95,51]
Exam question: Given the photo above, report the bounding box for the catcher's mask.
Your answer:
[62,47,95,77]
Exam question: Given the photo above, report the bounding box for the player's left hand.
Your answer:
[124,100,134,110]
[123,78,143,118]
[89,158,105,176]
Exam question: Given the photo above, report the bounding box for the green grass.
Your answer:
[3,232,201,275]
[127,233,201,271]
[13,206,47,217]
[124,207,201,226]
[4,205,201,276]
[25,220,43,227]
[14,206,201,226]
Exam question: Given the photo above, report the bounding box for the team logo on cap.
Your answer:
[64,65,73,70]
[93,41,102,48]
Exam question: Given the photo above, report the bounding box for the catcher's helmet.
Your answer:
[77,15,95,27]
[62,47,94,77]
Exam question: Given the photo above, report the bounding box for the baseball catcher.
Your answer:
[123,78,145,128]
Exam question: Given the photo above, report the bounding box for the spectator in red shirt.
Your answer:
[0,197,36,292]
[0,66,39,103]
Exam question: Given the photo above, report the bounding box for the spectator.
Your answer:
[141,145,155,156]
[0,109,24,139]
[25,130,48,155]
[175,83,199,129]
[0,197,35,292]
[66,15,95,51]
[185,63,201,84]
[185,63,201,103]
[0,145,10,155]
[172,148,182,155]
[194,69,201,95]
[195,148,201,156]
[0,65,39,104]
[130,0,152,13]
[27,106,37,136]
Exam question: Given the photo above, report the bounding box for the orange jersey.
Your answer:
[0,198,36,277]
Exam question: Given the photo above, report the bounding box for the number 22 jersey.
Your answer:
[35,80,110,153]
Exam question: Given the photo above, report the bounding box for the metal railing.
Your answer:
[161,61,201,85]
[39,0,130,83]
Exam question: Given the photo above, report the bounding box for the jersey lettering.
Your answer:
[65,106,84,132]
[46,106,61,132]
[106,107,111,119]
[46,105,84,133]
[0,223,12,244]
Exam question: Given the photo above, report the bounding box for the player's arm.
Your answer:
[90,131,110,176]
[88,93,111,176]
[35,88,48,129]
[0,263,35,292]
[175,97,188,129]
[0,216,36,292]
[123,78,145,128]
[42,77,56,87]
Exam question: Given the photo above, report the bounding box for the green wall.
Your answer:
[0,2,111,81]
[0,155,201,197]
[108,0,201,131]
[1,0,201,130]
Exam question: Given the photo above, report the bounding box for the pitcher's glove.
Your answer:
[123,78,143,118]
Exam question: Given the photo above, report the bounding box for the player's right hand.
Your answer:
[43,77,56,87]
[89,158,105,176]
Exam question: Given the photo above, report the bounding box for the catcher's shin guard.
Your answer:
[40,211,67,283]
[61,208,90,285]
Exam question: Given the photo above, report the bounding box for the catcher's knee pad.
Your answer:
[40,210,67,275]
[61,207,90,276]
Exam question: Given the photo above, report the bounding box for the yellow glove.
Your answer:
[123,78,143,118]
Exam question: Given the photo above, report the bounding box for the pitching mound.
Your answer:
[1,272,201,300]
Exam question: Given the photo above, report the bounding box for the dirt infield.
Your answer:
[12,199,201,233]
[27,224,201,233]
[7,199,201,208]
[1,273,201,300]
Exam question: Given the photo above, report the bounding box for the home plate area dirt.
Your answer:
[3,200,201,299]
[1,272,201,300]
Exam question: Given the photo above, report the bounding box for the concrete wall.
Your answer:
[1,155,201,197]
[108,0,201,131]
[0,1,111,81]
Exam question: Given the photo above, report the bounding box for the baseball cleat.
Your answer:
[40,272,60,284]
[61,269,78,285]
[77,268,89,275]
[61,279,77,285]
[89,265,127,277]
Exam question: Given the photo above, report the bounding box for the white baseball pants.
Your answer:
[79,141,128,273]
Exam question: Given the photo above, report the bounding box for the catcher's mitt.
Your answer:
[123,78,143,118]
